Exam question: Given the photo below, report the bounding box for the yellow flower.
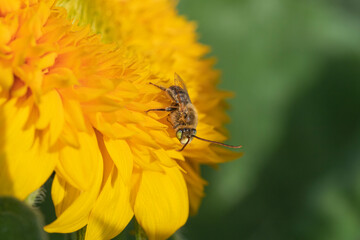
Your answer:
[0,0,242,239]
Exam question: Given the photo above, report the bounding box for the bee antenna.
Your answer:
[192,135,242,149]
[177,138,191,152]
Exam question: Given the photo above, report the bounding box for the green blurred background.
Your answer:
[177,0,360,239]
[11,0,359,240]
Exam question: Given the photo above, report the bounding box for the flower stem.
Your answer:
[25,187,46,207]
[171,231,186,240]
[75,226,86,240]
[135,220,147,240]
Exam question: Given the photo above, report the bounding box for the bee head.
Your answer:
[176,128,197,145]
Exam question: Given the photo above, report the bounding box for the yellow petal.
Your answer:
[45,139,103,233]
[85,166,133,240]
[127,125,162,149]
[151,148,177,168]
[37,52,58,70]
[56,131,101,190]
[51,174,81,217]
[131,147,163,172]
[134,167,189,240]
[67,87,108,102]
[115,109,144,124]
[62,99,86,131]
[166,150,185,161]
[148,130,177,148]
[95,130,114,185]
[59,123,80,148]
[43,67,78,92]
[104,138,133,184]
[81,96,124,113]
[17,1,51,40]
[178,161,207,215]
[0,64,13,91]
[0,0,20,15]
[0,22,11,45]
[31,89,64,147]
[10,79,27,98]
[91,112,134,139]
[141,115,168,130]
[36,90,63,131]
[0,99,57,199]
[49,96,64,147]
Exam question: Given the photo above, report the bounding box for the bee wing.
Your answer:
[174,73,191,103]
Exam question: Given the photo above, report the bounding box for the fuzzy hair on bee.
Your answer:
[146,73,242,151]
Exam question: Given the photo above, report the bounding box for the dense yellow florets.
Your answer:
[0,0,242,239]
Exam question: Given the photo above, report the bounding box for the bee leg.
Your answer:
[149,82,167,91]
[145,106,177,113]
[166,116,174,127]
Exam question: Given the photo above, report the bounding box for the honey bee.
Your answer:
[146,73,242,151]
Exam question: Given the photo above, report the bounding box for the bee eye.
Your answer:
[176,130,183,140]
[192,129,197,135]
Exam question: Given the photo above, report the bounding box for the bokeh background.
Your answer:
[30,0,360,239]
[177,0,360,239]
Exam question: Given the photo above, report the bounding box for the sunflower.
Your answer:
[0,0,242,239]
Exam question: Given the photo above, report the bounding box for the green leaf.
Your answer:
[0,196,48,240]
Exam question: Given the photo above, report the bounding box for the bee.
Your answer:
[146,73,242,151]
